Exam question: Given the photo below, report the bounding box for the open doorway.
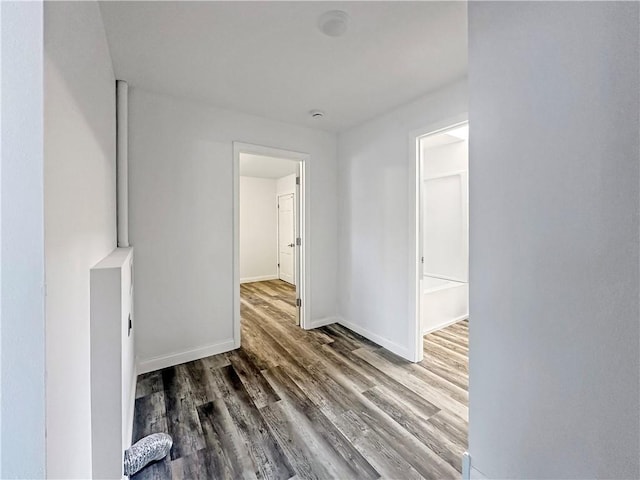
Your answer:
[411,119,469,363]
[232,143,309,348]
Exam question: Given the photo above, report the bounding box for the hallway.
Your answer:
[131,280,468,479]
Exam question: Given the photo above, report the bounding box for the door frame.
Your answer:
[408,114,468,362]
[276,192,295,285]
[232,142,310,348]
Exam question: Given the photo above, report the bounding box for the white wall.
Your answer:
[240,176,277,283]
[468,2,639,478]
[44,2,117,477]
[422,138,468,282]
[422,139,468,178]
[337,80,468,359]
[1,1,46,477]
[129,88,338,371]
[277,173,296,196]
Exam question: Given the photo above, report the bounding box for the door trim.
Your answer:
[408,114,468,363]
[233,142,310,348]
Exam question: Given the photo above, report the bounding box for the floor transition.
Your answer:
[131,280,469,479]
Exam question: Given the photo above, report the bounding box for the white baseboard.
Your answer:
[462,452,471,480]
[422,314,468,336]
[137,338,236,374]
[304,316,338,330]
[462,453,491,480]
[470,467,489,480]
[240,274,278,284]
[336,316,412,361]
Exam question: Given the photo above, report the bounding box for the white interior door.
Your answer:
[278,194,295,284]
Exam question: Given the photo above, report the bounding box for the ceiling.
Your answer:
[99,1,467,132]
[240,153,298,179]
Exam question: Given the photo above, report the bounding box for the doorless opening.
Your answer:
[409,116,469,363]
[232,142,310,347]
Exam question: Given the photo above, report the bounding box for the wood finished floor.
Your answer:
[132,280,468,480]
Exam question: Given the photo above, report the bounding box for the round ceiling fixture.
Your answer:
[317,10,350,37]
[309,110,324,119]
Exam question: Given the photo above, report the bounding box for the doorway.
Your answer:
[233,143,309,347]
[410,118,469,363]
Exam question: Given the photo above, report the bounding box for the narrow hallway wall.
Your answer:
[1,1,46,476]
[44,2,117,477]
[468,2,639,478]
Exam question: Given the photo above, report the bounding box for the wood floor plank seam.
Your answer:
[131,279,468,480]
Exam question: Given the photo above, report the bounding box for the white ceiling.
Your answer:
[240,153,298,179]
[99,1,467,132]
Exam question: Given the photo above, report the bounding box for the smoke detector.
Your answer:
[309,110,324,119]
[317,10,350,37]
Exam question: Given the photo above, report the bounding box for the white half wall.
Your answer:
[240,176,277,283]
[337,80,468,359]
[44,2,117,477]
[90,248,135,480]
[468,2,639,478]
[129,88,338,369]
[1,1,46,477]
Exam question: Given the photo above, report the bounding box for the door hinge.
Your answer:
[296,176,300,185]
[421,256,424,264]
[296,237,301,246]
[296,298,302,307]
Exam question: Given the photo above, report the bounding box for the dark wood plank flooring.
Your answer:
[132,279,468,479]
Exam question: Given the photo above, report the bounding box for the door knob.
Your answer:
[288,243,295,247]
